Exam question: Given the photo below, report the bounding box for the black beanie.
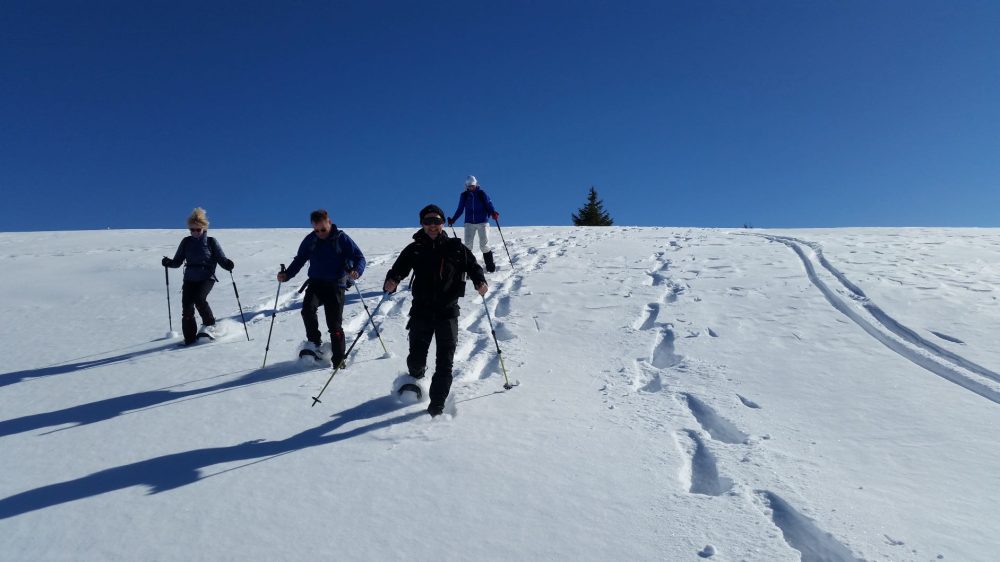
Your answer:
[419,204,445,221]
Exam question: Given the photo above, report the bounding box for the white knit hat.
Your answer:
[465,175,478,187]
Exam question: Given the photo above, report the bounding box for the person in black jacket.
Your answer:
[383,204,488,416]
[161,208,234,345]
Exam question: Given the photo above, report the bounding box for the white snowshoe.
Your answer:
[392,373,430,405]
[196,324,219,341]
[298,341,331,363]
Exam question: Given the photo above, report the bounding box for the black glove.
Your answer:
[221,258,235,271]
[447,217,455,227]
[161,256,172,267]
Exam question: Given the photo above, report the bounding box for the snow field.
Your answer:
[2,226,999,561]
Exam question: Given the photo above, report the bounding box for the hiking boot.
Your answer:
[483,251,496,273]
[427,403,444,417]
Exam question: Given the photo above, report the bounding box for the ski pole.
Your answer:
[481,293,515,390]
[352,281,388,355]
[262,264,285,368]
[312,293,391,407]
[229,269,251,341]
[494,217,514,271]
[164,266,173,333]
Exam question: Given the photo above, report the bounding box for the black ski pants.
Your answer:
[406,315,459,407]
[181,279,216,342]
[302,280,346,360]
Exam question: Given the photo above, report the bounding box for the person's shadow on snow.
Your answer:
[0,362,317,438]
[0,288,384,389]
[0,395,421,520]
[0,341,181,388]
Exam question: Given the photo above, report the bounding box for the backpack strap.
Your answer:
[308,230,343,256]
[207,237,220,261]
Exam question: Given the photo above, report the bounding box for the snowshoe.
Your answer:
[196,323,229,342]
[398,383,423,399]
[298,341,328,363]
[392,373,429,405]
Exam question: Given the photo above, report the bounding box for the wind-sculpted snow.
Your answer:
[2,227,998,561]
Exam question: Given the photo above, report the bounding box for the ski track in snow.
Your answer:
[759,234,1000,405]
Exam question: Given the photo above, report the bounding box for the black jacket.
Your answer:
[385,229,486,319]
[165,235,228,282]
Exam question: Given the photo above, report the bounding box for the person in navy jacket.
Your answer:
[161,207,234,345]
[448,175,500,272]
[277,209,366,367]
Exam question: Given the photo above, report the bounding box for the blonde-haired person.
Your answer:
[161,208,235,345]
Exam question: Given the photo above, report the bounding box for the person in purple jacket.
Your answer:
[161,207,234,345]
[277,209,366,367]
[447,175,500,272]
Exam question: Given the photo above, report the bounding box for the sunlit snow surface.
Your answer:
[2,227,999,561]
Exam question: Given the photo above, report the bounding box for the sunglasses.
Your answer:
[189,228,203,233]
[421,216,444,225]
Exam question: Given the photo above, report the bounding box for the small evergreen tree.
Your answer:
[572,186,614,226]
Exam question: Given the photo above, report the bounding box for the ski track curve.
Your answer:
[779,235,1000,383]
[760,234,1000,405]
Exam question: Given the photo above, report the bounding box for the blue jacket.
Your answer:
[285,226,366,287]
[166,234,228,282]
[451,188,497,225]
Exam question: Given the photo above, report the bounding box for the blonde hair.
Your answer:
[187,207,209,229]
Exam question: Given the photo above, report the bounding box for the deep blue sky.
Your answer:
[3,1,999,231]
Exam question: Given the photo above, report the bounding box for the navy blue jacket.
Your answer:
[451,188,497,225]
[285,226,366,287]
[165,234,228,282]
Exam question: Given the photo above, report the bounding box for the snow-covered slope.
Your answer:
[2,227,999,561]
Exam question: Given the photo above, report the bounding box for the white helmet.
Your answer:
[465,175,478,187]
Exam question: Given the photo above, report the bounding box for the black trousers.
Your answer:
[406,315,459,407]
[302,280,346,360]
[181,279,216,342]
